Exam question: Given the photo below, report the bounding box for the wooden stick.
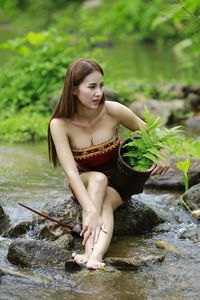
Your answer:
[18,202,73,231]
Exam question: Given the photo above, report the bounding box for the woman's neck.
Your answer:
[73,103,104,126]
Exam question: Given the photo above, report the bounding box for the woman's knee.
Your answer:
[92,172,108,186]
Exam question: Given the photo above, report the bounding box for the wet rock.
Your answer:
[36,196,163,236]
[39,223,70,240]
[52,234,74,249]
[39,197,82,229]
[7,238,70,267]
[179,225,200,243]
[182,183,200,211]
[65,260,82,272]
[0,205,5,217]
[186,116,200,135]
[145,157,200,191]
[0,269,5,277]
[104,253,165,270]
[155,240,180,255]
[0,205,10,235]
[104,86,120,102]
[114,198,163,234]
[8,221,33,238]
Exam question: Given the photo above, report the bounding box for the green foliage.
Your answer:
[176,159,191,191]
[122,106,182,172]
[0,112,49,142]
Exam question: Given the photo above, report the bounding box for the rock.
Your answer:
[52,234,74,249]
[186,116,200,135]
[39,197,82,228]
[182,183,200,211]
[155,240,180,255]
[8,221,33,238]
[35,196,163,236]
[7,238,70,267]
[39,223,70,240]
[130,99,172,124]
[0,269,5,277]
[104,86,120,102]
[145,157,200,191]
[160,83,189,98]
[113,198,163,234]
[187,92,200,109]
[104,253,165,270]
[0,205,10,235]
[0,205,5,217]
[190,84,200,96]
[65,260,82,272]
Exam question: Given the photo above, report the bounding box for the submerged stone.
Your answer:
[155,240,180,255]
[7,238,71,267]
[104,253,165,270]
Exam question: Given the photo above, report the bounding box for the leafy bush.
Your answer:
[0,111,49,142]
[122,106,182,171]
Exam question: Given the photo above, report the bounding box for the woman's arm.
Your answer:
[50,118,104,245]
[107,101,170,175]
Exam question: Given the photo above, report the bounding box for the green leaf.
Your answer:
[143,152,159,164]
[148,148,167,160]
[176,159,191,173]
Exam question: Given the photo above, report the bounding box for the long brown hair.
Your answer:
[48,58,105,167]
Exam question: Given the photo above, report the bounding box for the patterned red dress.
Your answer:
[70,130,129,203]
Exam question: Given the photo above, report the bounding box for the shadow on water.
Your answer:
[1,143,200,300]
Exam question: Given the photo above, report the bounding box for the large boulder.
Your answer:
[7,239,71,267]
[130,99,185,124]
[35,196,163,236]
[186,116,200,136]
[145,157,200,191]
[182,183,200,211]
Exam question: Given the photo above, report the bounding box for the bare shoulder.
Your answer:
[50,118,68,130]
[105,101,127,115]
[50,118,71,138]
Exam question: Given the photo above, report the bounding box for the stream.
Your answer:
[0,142,200,300]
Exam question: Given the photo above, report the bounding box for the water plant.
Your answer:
[122,106,182,172]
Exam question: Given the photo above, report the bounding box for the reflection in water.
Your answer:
[0,143,200,300]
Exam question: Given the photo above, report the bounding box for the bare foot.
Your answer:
[72,252,90,265]
[86,255,105,270]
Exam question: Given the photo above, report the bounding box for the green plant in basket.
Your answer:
[122,106,182,172]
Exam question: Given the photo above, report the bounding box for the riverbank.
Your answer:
[0,143,200,300]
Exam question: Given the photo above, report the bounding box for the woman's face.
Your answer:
[74,71,104,109]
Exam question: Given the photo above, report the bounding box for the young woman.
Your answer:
[48,58,170,270]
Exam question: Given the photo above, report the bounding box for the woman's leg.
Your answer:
[86,186,123,269]
[72,171,109,264]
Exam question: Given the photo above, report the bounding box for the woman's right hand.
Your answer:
[80,209,107,248]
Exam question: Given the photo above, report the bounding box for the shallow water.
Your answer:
[0,142,200,300]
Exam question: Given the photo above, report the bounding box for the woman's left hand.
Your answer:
[150,149,170,176]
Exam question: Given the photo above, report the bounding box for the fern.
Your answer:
[122,106,182,172]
